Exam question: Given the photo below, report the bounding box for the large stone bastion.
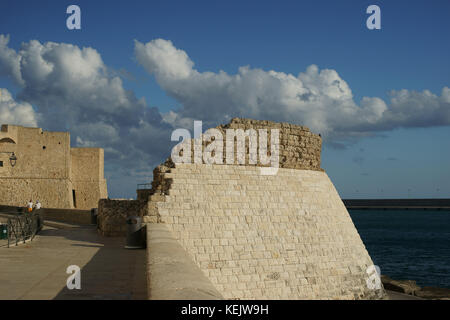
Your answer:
[144,118,386,300]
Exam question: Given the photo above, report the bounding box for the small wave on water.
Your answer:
[349,209,450,289]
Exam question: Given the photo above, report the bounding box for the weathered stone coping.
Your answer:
[146,222,223,300]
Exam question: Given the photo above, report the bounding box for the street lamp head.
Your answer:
[9,152,17,167]
[0,151,17,167]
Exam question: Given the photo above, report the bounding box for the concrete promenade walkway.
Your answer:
[0,225,147,300]
[0,221,422,300]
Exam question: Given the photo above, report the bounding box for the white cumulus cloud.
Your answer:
[0,88,38,127]
[1,35,450,197]
[0,35,174,196]
[135,39,450,140]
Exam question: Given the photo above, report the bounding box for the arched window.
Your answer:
[0,137,16,144]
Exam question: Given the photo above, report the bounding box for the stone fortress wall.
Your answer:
[142,118,386,300]
[0,124,107,210]
[71,148,108,210]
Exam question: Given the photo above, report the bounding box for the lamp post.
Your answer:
[0,151,17,167]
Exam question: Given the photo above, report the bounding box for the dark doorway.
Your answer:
[72,190,77,208]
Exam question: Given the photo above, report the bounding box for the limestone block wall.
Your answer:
[0,126,71,179]
[0,126,73,208]
[145,164,385,300]
[0,124,108,210]
[97,199,148,237]
[0,178,73,208]
[71,148,108,209]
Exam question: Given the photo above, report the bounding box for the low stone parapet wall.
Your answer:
[137,189,152,201]
[0,205,21,215]
[145,222,223,300]
[40,208,91,225]
[0,205,91,225]
[97,199,148,237]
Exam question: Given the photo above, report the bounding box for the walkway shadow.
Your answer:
[38,225,147,300]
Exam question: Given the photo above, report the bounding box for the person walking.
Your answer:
[35,200,41,211]
[34,200,43,231]
[27,200,33,213]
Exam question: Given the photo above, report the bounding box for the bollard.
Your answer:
[90,208,98,225]
[0,224,7,240]
[125,216,145,249]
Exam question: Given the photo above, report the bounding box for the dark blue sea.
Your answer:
[349,209,450,289]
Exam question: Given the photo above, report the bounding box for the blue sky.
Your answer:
[1,0,449,198]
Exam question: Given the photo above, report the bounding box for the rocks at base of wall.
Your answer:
[382,275,450,300]
[415,287,450,300]
[381,275,421,295]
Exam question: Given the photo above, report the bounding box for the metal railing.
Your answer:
[7,213,42,248]
[137,183,152,190]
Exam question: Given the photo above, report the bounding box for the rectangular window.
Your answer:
[0,161,3,167]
